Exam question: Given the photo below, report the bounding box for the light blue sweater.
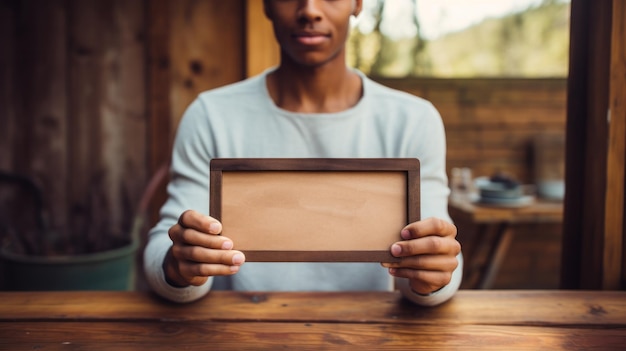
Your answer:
[144,69,463,305]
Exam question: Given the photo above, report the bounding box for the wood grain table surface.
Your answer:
[0,290,624,350]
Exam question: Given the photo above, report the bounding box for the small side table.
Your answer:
[448,197,563,289]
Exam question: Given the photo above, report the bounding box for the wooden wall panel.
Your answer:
[0,1,15,171]
[377,78,567,183]
[67,0,109,250]
[99,0,146,247]
[169,0,245,129]
[146,0,172,225]
[0,0,146,255]
[0,1,14,171]
[65,0,146,252]
[14,0,69,249]
[142,0,247,231]
[146,0,172,167]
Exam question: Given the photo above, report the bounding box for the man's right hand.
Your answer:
[163,210,245,287]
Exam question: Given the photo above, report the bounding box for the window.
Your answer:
[348,0,571,78]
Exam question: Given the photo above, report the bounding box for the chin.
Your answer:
[288,52,343,69]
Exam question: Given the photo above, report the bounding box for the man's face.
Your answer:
[264,0,362,68]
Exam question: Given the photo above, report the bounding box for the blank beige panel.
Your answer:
[220,171,407,262]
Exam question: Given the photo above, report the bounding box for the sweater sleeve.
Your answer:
[395,252,463,306]
[400,101,462,306]
[144,234,213,302]
[143,98,215,302]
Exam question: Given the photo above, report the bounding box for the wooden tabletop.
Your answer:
[449,197,563,224]
[0,290,625,350]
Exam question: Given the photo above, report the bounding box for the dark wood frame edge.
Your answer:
[209,158,420,263]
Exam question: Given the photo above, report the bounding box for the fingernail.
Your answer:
[229,265,240,273]
[401,229,411,240]
[221,241,233,250]
[232,253,245,265]
[391,243,402,256]
[209,222,221,234]
[388,268,397,275]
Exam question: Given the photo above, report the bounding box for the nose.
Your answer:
[297,0,323,23]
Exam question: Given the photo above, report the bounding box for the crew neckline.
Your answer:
[261,68,368,119]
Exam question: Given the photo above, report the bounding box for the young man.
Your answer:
[144,0,463,306]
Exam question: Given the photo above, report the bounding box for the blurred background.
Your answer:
[0,0,579,290]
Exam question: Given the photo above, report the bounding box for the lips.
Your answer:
[292,31,330,46]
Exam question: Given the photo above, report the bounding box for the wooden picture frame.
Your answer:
[210,158,420,262]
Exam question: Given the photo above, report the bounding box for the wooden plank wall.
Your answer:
[168,0,245,129]
[146,0,245,225]
[376,78,567,184]
[0,0,147,254]
[0,0,246,256]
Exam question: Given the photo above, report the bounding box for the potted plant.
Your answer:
[0,164,168,291]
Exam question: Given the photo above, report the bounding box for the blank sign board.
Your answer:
[209,158,420,262]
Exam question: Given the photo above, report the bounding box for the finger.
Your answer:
[178,260,244,280]
[177,210,222,234]
[382,254,458,271]
[388,268,453,294]
[169,226,234,250]
[177,261,242,285]
[186,276,210,286]
[390,235,461,257]
[171,245,245,267]
[173,248,246,283]
[401,217,457,240]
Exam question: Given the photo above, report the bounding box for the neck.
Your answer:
[267,60,363,113]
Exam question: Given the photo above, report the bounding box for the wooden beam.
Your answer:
[561,0,612,289]
[604,0,626,290]
[245,0,279,77]
[562,0,626,290]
